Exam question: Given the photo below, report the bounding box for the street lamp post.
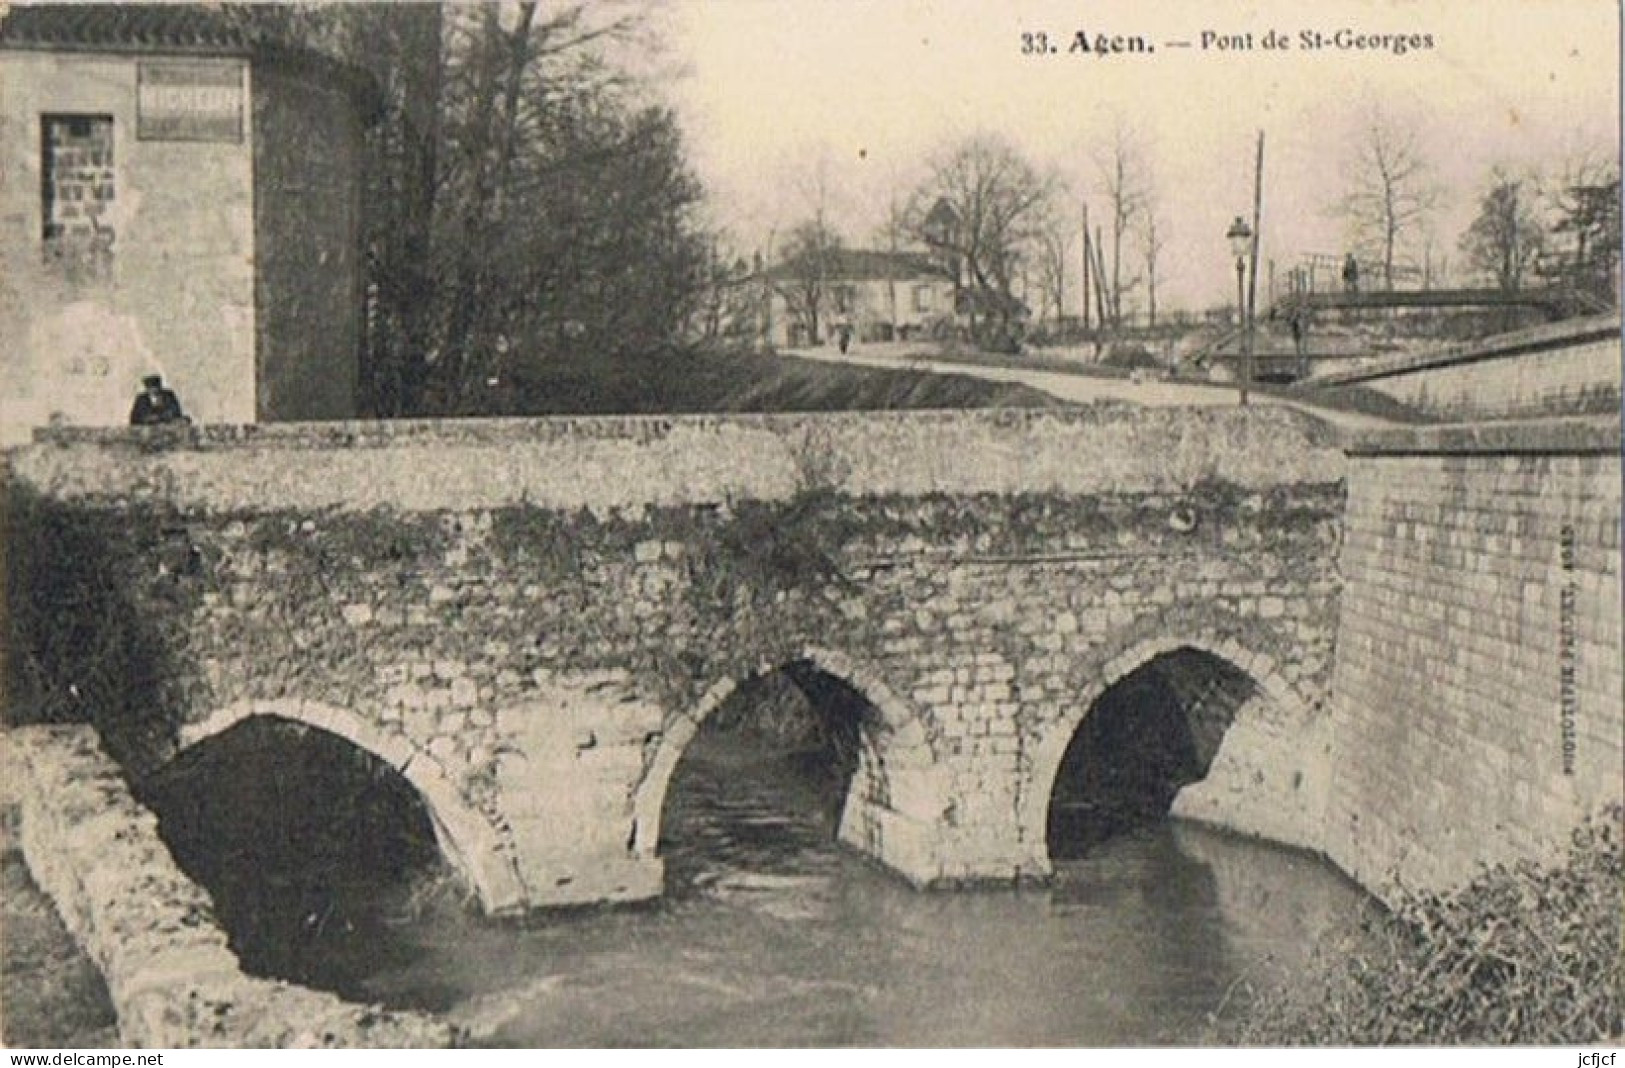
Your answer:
[1226,215,1253,406]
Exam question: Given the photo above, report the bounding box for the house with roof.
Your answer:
[0,4,379,443]
[761,248,957,349]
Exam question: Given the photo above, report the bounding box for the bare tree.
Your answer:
[1141,201,1167,328]
[1340,107,1441,290]
[429,3,705,410]
[1023,190,1075,327]
[220,3,446,416]
[434,1,541,400]
[1459,167,1547,292]
[908,134,1059,346]
[874,186,911,335]
[1093,123,1150,328]
[226,1,704,415]
[1034,225,1071,327]
[359,3,445,416]
[777,218,844,346]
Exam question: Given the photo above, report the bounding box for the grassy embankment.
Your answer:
[498,346,1069,414]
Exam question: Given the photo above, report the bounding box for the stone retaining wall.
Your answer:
[1309,316,1620,421]
[6,724,456,1048]
[1325,417,1623,894]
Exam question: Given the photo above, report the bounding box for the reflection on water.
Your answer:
[330,734,1366,1047]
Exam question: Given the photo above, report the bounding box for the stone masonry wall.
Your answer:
[5,724,454,1048]
[845,492,1344,881]
[1326,419,1623,895]
[7,409,1347,907]
[1312,317,1620,421]
[15,406,1346,510]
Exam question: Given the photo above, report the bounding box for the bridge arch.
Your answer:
[629,646,942,862]
[172,698,525,914]
[1021,631,1318,868]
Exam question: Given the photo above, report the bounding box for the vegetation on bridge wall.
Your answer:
[2,479,206,770]
[2,466,1342,793]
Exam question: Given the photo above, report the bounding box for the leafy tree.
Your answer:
[1459,169,1546,292]
[1543,158,1621,310]
[251,2,708,415]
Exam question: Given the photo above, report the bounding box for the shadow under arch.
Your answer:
[629,646,941,866]
[1021,633,1316,870]
[171,698,525,914]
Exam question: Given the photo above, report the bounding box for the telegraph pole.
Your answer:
[1081,201,1091,331]
[1244,130,1264,406]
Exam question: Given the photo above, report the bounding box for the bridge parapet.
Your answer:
[15,406,1344,511]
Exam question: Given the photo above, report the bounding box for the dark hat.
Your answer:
[142,374,163,388]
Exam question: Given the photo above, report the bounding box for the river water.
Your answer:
[288,735,1371,1047]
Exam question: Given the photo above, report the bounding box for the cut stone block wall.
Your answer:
[1326,418,1624,894]
[1312,317,1620,421]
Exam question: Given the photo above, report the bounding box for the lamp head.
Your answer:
[1226,216,1253,260]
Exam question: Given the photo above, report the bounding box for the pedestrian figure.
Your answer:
[1342,253,1360,293]
[838,322,853,354]
[1289,306,1310,379]
[129,374,188,426]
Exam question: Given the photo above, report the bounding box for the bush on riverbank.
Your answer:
[1222,807,1623,1044]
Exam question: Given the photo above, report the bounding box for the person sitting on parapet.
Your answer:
[129,374,189,426]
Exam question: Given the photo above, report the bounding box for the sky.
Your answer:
[654,0,1620,311]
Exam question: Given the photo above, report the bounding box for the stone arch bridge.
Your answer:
[9,408,1346,913]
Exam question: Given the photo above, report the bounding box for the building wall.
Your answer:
[1326,420,1624,895]
[250,62,364,422]
[769,276,956,346]
[0,49,256,442]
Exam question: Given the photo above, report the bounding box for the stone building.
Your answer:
[764,249,958,347]
[0,5,377,443]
